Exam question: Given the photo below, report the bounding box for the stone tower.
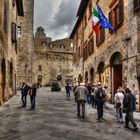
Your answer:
[17,0,34,87]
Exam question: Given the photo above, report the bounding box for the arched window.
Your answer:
[97,62,104,83]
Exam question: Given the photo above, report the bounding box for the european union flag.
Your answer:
[97,4,114,31]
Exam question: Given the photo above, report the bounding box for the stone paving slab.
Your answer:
[0,87,140,140]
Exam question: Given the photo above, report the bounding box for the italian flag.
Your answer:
[92,8,100,34]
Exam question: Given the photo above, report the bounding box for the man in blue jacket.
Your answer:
[20,82,29,107]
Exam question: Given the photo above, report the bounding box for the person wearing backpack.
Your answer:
[94,82,106,121]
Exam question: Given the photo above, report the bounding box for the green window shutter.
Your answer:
[119,0,124,24]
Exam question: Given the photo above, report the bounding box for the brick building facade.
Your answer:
[33,27,74,86]
[70,0,140,111]
[0,0,24,105]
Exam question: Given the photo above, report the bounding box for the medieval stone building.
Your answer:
[17,0,34,88]
[33,27,74,86]
[70,0,140,111]
[0,0,24,105]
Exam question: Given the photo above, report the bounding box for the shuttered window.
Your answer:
[134,0,140,10]
[109,11,113,27]
[83,45,88,61]
[101,28,105,41]
[96,34,99,46]
[4,1,8,32]
[119,0,124,24]
[11,23,17,42]
[89,36,94,55]
[109,0,124,31]
[96,26,105,47]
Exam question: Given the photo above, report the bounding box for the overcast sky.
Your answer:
[34,0,81,41]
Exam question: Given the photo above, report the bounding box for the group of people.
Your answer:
[74,82,106,120]
[114,87,138,131]
[20,80,138,131]
[72,82,139,131]
[20,82,37,110]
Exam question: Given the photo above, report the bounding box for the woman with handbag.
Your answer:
[114,87,124,123]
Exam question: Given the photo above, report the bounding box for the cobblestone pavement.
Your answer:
[0,87,140,140]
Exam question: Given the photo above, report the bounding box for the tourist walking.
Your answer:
[123,88,138,131]
[91,85,96,108]
[94,82,106,121]
[20,82,29,107]
[114,87,124,123]
[29,83,37,110]
[87,83,92,104]
[74,82,88,118]
[65,81,71,100]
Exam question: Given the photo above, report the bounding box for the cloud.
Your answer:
[34,0,80,40]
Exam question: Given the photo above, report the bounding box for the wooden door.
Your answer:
[113,65,122,94]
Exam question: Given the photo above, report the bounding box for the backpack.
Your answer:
[96,87,106,100]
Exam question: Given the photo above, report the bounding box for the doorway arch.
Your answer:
[97,62,104,83]
[90,67,94,83]
[37,75,42,87]
[110,52,122,96]
[1,59,6,102]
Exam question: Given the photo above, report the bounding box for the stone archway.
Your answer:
[97,62,104,83]
[1,59,6,102]
[90,67,94,84]
[37,75,42,87]
[110,52,122,99]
